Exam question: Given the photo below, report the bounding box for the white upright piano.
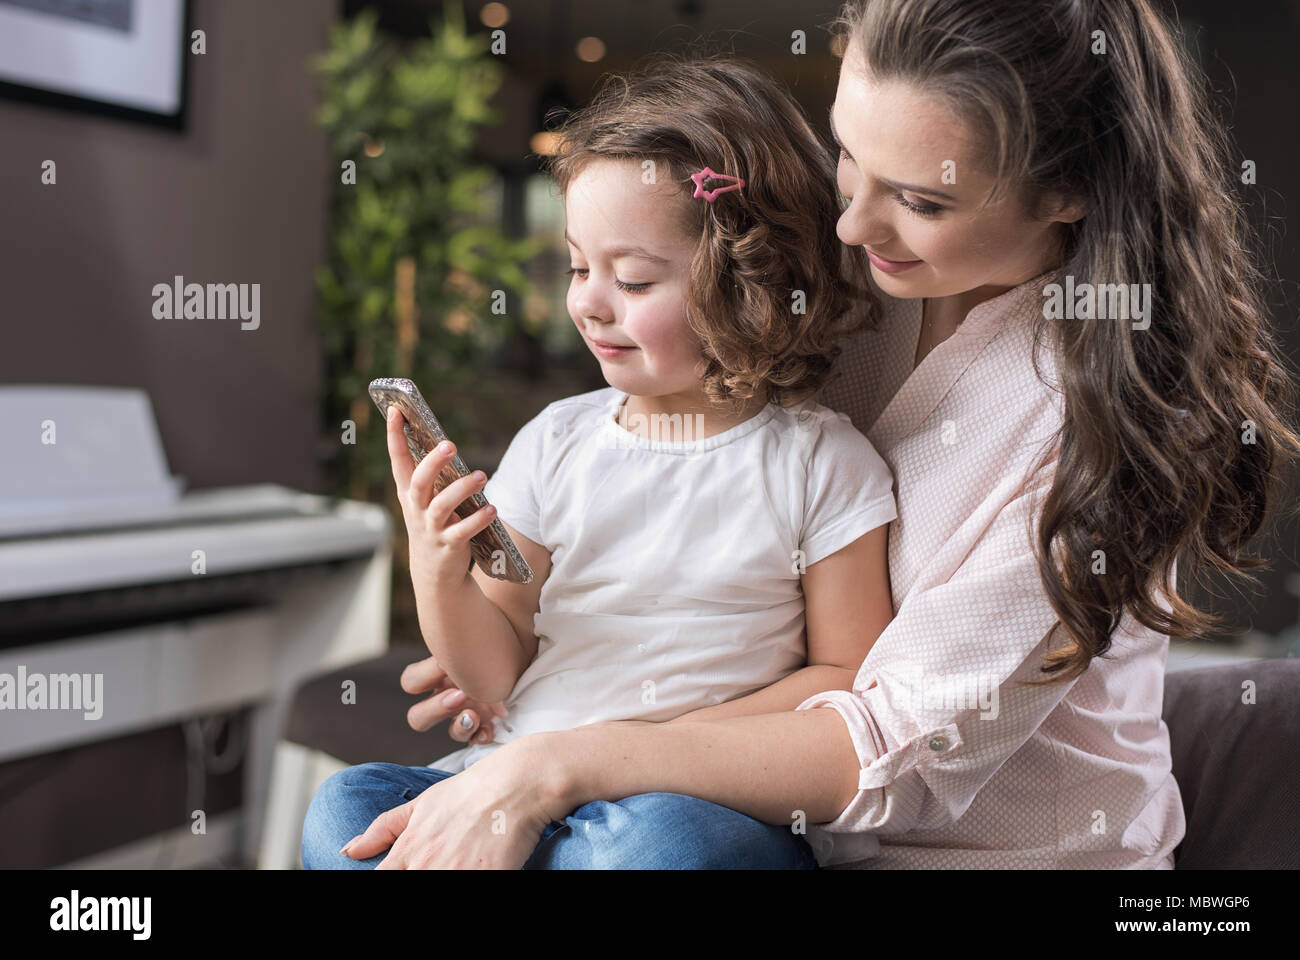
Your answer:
[0,385,391,867]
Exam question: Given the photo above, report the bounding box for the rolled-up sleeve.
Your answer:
[795,464,1078,838]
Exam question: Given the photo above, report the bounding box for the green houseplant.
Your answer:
[312,3,543,504]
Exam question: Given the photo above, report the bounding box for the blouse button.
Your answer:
[928,734,949,752]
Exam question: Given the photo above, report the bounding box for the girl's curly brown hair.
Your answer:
[542,54,876,414]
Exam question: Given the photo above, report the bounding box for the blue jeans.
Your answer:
[301,762,818,869]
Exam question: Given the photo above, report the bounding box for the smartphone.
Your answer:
[369,377,534,584]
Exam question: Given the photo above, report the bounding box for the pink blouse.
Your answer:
[796,268,1186,868]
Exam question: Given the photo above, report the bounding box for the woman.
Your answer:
[306,0,1298,868]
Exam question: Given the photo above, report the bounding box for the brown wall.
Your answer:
[0,0,337,494]
[1177,1,1300,635]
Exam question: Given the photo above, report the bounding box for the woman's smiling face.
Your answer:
[831,43,1079,299]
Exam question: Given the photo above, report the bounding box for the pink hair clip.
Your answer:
[691,165,746,203]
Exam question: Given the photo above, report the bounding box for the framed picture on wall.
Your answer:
[0,0,189,129]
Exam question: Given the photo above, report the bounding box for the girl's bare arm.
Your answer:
[421,519,551,704]
[388,403,552,704]
[667,523,891,724]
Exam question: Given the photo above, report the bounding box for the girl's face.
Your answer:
[564,159,703,401]
[831,45,1081,300]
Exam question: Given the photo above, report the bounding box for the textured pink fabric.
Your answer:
[796,268,1185,868]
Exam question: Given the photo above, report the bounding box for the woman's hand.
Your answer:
[386,406,496,591]
[341,738,564,869]
[401,653,505,744]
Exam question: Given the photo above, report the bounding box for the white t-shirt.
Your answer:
[429,386,896,773]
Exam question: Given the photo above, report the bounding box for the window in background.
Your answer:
[523,172,579,355]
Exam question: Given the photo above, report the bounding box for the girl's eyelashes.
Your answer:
[564,266,652,294]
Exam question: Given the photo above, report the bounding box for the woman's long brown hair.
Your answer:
[835,0,1300,682]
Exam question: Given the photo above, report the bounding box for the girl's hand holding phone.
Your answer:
[379,385,543,707]
[386,406,499,590]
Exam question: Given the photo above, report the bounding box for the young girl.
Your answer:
[393,56,898,777]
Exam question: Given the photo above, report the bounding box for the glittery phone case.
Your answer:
[369,377,534,584]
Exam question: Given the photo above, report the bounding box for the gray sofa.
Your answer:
[285,650,1300,868]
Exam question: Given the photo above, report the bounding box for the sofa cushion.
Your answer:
[285,645,461,767]
[1162,658,1300,868]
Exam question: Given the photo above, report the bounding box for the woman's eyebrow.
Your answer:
[828,103,959,203]
[564,231,671,265]
[828,103,846,149]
